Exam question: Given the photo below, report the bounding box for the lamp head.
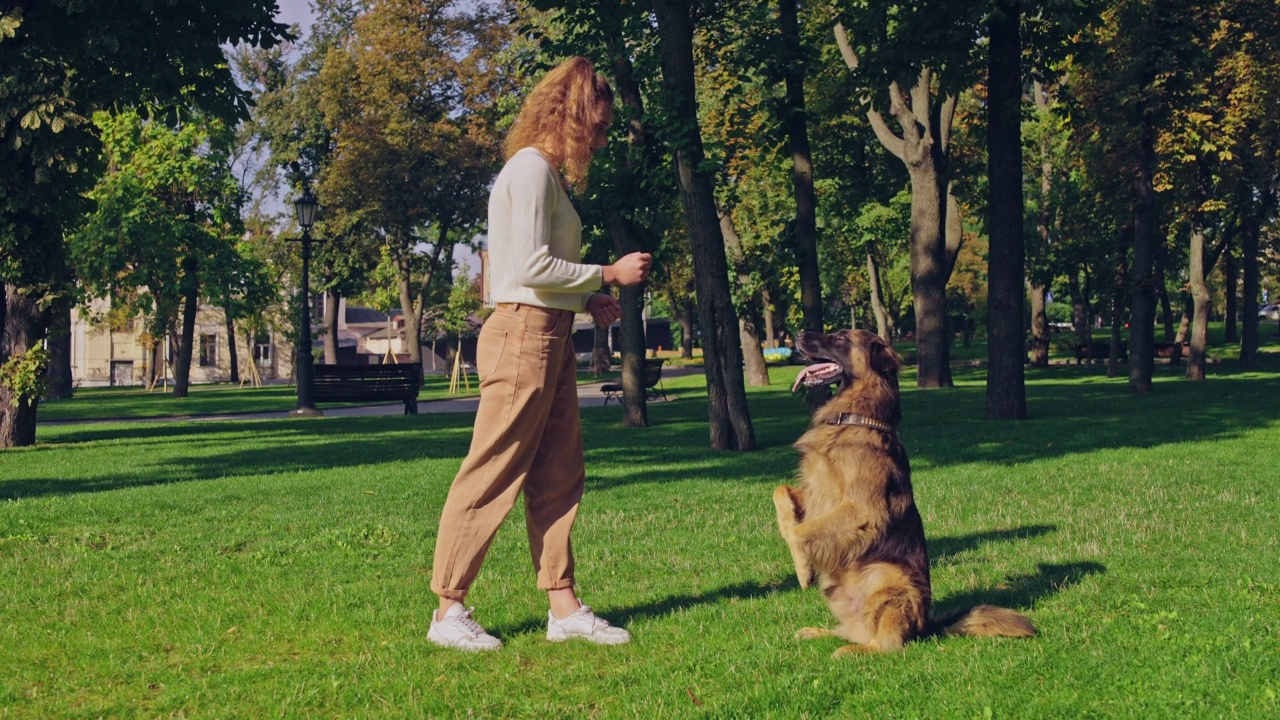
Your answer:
[293,186,319,232]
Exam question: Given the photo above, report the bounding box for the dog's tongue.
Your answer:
[791,362,842,392]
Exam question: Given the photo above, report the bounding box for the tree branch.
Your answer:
[938,92,957,155]
[867,108,905,160]
[833,23,858,70]
[911,67,932,133]
[944,183,963,276]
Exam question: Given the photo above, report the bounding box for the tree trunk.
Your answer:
[226,313,240,385]
[1067,269,1092,364]
[779,0,824,407]
[720,208,769,387]
[1128,108,1157,393]
[653,0,754,450]
[1187,215,1209,380]
[867,252,893,342]
[910,174,955,389]
[172,257,199,399]
[602,214,650,426]
[984,0,1027,419]
[1027,280,1048,367]
[1029,77,1054,371]
[592,323,611,376]
[601,29,654,426]
[1170,296,1189,366]
[834,26,957,388]
[1224,243,1238,343]
[0,284,45,448]
[676,299,694,359]
[1108,252,1127,379]
[324,290,340,364]
[45,301,74,399]
[1239,211,1261,369]
[762,287,777,348]
[1157,262,1174,342]
[398,259,423,367]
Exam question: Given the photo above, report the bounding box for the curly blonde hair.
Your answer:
[504,57,614,188]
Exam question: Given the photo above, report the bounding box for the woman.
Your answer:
[428,57,651,651]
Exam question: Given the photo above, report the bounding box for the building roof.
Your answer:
[345,306,397,326]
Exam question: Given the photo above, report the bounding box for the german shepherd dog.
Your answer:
[774,329,1034,656]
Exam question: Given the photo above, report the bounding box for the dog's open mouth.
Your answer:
[791,361,843,392]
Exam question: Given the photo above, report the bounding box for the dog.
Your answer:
[773,329,1035,656]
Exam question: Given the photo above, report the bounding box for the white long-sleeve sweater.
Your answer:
[486,147,603,313]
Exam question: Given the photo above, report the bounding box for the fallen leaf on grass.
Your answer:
[686,688,702,707]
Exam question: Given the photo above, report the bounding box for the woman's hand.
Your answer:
[586,293,622,328]
[601,252,652,287]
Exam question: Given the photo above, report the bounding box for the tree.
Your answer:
[70,110,247,399]
[984,0,1027,419]
[652,0,755,451]
[317,0,510,366]
[831,13,968,388]
[0,0,288,447]
[778,0,826,406]
[233,0,374,365]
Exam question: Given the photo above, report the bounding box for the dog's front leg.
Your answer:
[772,485,815,589]
[789,501,880,575]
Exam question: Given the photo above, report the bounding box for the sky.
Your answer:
[275,0,315,38]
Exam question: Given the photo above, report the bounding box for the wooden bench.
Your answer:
[312,364,421,414]
[601,359,667,406]
[1074,341,1188,362]
[1074,341,1127,363]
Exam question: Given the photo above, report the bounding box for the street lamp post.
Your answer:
[289,184,323,418]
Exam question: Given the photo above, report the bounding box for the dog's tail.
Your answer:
[932,605,1035,638]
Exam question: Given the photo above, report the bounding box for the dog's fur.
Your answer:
[774,329,1035,656]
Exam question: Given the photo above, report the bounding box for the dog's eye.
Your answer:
[836,332,848,341]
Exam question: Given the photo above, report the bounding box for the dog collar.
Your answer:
[825,412,896,435]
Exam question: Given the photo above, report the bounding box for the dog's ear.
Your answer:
[868,337,902,379]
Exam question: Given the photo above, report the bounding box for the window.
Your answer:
[199,333,218,367]
[311,292,325,324]
[253,332,272,367]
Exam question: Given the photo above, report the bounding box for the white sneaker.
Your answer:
[428,605,502,652]
[546,605,631,645]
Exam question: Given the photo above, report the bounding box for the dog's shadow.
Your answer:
[933,561,1107,616]
[490,526,1102,639]
[929,526,1106,614]
[928,524,1058,566]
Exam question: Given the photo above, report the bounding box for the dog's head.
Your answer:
[791,329,901,394]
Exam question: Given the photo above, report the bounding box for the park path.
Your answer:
[44,366,702,425]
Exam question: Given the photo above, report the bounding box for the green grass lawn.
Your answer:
[2,354,1279,717]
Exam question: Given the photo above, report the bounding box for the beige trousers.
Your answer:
[430,303,584,600]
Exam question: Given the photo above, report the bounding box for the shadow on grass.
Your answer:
[490,575,804,639]
[579,367,1280,489]
[3,415,475,501]
[929,524,1057,565]
[14,358,1280,500]
[491,525,1065,638]
[933,561,1107,618]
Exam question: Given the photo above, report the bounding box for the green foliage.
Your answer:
[69,110,248,340]
[0,346,49,407]
[0,0,289,292]
[442,264,483,338]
